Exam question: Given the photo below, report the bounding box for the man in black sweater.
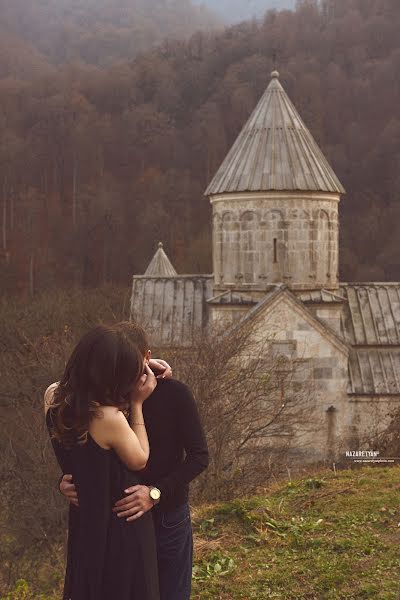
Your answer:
[59,323,209,600]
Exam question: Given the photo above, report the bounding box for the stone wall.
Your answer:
[208,304,252,330]
[305,304,343,336]
[228,294,350,464]
[347,396,400,450]
[210,293,400,466]
[211,191,340,292]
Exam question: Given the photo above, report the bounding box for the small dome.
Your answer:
[144,243,177,277]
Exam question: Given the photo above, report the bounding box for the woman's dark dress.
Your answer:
[46,409,160,600]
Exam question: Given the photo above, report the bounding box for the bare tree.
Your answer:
[156,320,315,501]
[363,405,400,461]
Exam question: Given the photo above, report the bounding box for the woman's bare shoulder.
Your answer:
[91,405,124,428]
[43,382,60,414]
[89,406,126,449]
[94,405,120,418]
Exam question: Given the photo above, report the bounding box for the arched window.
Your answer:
[316,210,330,283]
[269,210,287,279]
[222,212,237,284]
[240,211,257,283]
[213,213,223,285]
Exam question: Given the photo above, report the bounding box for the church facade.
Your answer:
[130,72,400,464]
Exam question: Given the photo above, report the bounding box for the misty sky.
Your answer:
[193,0,296,23]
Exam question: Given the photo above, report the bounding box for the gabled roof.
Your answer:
[205,71,345,196]
[144,242,177,277]
[227,284,349,356]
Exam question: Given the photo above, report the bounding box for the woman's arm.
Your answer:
[100,364,156,471]
[104,410,149,471]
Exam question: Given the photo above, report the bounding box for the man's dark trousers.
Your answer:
[152,502,193,600]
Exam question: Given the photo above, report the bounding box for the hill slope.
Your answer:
[192,465,400,599]
[3,466,400,598]
[0,0,399,290]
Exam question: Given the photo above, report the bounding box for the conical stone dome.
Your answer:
[205,71,345,196]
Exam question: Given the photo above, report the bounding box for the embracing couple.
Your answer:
[44,321,209,600]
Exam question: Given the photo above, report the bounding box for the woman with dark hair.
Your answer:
[44,322,163,600]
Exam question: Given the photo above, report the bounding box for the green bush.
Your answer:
[0,579,55,600]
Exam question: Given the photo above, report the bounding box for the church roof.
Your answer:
[205,71,345,196]
[340,284,400,395]
[144,242,178,277]
[227,284,349,356]
[130,261,400,391]
[207,290,257,305]
[130,275,213,347]
[348,348,400,395]
[340,283,400,346]
[296,289,346,304]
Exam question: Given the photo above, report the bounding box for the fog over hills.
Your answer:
[0,0,220,69]
[193,0,295,22]
[0,0,296,74]
[0,0,399,292]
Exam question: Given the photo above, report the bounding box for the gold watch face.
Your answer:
[150,487,161,501]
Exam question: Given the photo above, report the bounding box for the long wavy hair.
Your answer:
[49,322,149,449]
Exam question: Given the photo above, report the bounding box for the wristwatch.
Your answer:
[149,486,161,505]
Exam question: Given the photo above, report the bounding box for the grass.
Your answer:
[2,465,400,599]
[190,465,400,599]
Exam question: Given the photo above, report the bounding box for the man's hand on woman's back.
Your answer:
[60,474,79,507]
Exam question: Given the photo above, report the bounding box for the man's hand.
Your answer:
[113,485,154,522]
[60,474,79,507]
[148,358,173,380]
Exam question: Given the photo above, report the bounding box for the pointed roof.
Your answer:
[144,242,178,277]
[224,284,349,356]
[205,71,345,196]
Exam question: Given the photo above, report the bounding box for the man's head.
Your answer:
[113,321,151,372]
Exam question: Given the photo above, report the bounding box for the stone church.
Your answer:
[130,71,400,464]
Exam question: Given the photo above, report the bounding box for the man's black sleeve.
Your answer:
[153,382,209,504]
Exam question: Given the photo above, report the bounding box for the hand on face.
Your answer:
[130,363,157,405]
[148,358,173,379]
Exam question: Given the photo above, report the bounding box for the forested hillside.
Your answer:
[0,0,399,295]
[194,0,295,23]
[0,0,219,69]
